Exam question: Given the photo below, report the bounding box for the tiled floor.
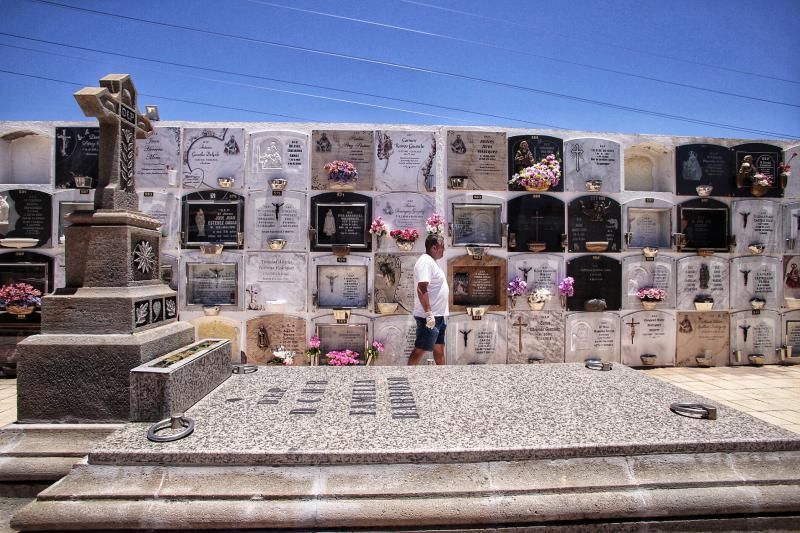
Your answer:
[0,379,16,428]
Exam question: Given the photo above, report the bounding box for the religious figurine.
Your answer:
[513,140,534,172]
[322,209,336,237]
[699,263,710,290]
[0,195,9,226]
[258,141,282,169]
[450,134,467,154]
[376,132,393,173]
[737,155,756,188]
[682,150,702,181]
[195,208,207,237]
[786,263,800,289]
[224,135,240,156]
[316,133,332,152]
[257,325,268,349]
[678,315,693,334]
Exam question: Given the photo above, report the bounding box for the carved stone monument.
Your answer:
[16,74,195,422]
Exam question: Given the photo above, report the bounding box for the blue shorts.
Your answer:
[414,316,446,351]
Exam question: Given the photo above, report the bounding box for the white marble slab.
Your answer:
[245,252,307,313]
[182,128,245,190]
[247,130,308,191]
[507,310,564,364]
[446,313,507,365]
[245,190,307,251]
[676,256,729,310]
[620,310,676,367]
[135,126,181,189]
[564,312,620,363]
[564,138,621,193]
[374,130,437,192]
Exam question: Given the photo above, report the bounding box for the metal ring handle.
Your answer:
[232,364,258,374]
[585,359,613,371]
[670,402,717,420]
[147,415,195,442]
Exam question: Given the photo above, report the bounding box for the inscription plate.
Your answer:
[316,323,368,356]
[317,264,369,309]
[448,254,507,311]
[625,204,672,249]
[447,130,507,191]
[373,315,417,366]
[186,262,238,307]
[451,202,503,247]
[311,130,375,191]
[247,130,308,191]
[245,253,307,312]
[135,127,181,189]
[622,256,675,309]
[730,256,781,310]
[245,315,306,366]
[507,254,563,312]
[182,128,245,190]
[247,191,307,250]
[567,195,621,253]
[0,189,52,247]
[507,311,564,364]
[675,311,730,367]
[783,202,800,253]
[564,312,620,363]
[374,192,434,253]
[446,313,507,365]
[731,199,781,254]
[675,144,733,196]
[55,127,99,189]
[730,310,781,365]
[733,143,783,198]
[678,198,729,252]
[566,255,622,311]
[311,192,371,251]
[508,135,564,192]
[676,256,730,310]
[374,253,417,314]
[564,138,620,193]
[784,256,800,300]
[374,130,437,192]
[620,310,676,367]
[181,190,244,248]
[507,194,565,253]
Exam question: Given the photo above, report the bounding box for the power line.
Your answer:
[0,34,564,128]
[22,0,800,138]
[398,0,800,86]
[245,0,800,109]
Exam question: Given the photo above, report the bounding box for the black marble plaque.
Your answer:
[507,194,565,252]
[0,251,52,298]
[678,198,729,252]
[566,255,622,311]
[508,135,564,192]
[567,195,621,253]
[451,203,502,247]
[675,144,734,196]
[311,192,372,251]
[0,189,52,247]
[733,143,784,198]
[181,190,244,248]
[55,127,99,189]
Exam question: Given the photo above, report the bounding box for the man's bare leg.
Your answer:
[408,347,428,366]
[433,343,445,365]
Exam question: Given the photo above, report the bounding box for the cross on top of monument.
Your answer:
[74,74,152,211]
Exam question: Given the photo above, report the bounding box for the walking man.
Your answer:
[408,234,449,365]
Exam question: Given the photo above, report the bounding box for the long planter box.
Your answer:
[130,339,231,422]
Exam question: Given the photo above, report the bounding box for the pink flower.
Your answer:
[309,335,321,349]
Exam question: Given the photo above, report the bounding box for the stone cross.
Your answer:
[571,144,584,172]
[626,317,640,344]
[74,74,152,211]
[512,316,527,351]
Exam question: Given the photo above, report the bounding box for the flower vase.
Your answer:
[330,182,354,191]
[560,295,567,309]
[6,304,33,318]
[396,241,414,252]
[509,295,517,309]
[751,183,770,197]
[641,300,658,310]
[525,184,549,192]
[366,354,375,366]
[781,171,790,189]
[375,235,383,250]
[527,298,545,311]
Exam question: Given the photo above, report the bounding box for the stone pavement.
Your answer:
[0,380,16,428]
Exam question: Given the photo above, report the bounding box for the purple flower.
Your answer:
[558,277,575,297]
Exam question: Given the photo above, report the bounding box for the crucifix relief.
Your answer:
[512,316,528,352]
[74,74,153,211]
[571,143,584,172]
[626,317,640,345]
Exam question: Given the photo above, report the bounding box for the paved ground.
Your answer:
[0,379,16,428]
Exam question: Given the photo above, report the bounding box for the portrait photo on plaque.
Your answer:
[316,264,369,309]
[185,262,238,307]
[181,191,244,248]
[311,192,371,251]
[451,203,502,247]
[55,126,99,189]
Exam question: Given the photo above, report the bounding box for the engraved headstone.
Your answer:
[508,135,563,192]
[446,313,507,365]
[783,256,800,301]
[448,254,507,311]
[181,190,244,248]
[623,199,672,249]
[507,310,564,364]
[374,130,437,192]
[730,310,781,365]
[0,189,52,247]
[730,256,781,310]
[313,254,371,310]
[782,202,800,253]
[678,198,730,252]
[622,255,676,309]
[182,128,245,190]
[450,200,503,247]
[247,130,308,191]
[564,138,620,193]
[676,256,730,310]
[244,252,307,313]
[567,195,621,253]
[623,143,672,192]
[134,126,181,189]
[566,255,622,311]
[446,130,507,191]
[507,194,565,253]
[675,311,730,367]
[620,310,676,367]
[311,130,374,191]
[310,192,372,252]
[246,191,307,251]
[731,199,782,254]
[54,126,99,189]
[183,258,240,309]
[245,315,306,365]
[564,312,620,362]
[190,315,241,363]
[733,143,783,198]
[782,310,800,352]
[53,190,93,245]
[138,191,178,250]
[373,314,418,366]
[674,144,734,196]
[507,254,563,311]
[374,253,417,314]
[314,321,368,356]
[374,192,434,253]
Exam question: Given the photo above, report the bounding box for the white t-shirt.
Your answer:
[413,253,449,317]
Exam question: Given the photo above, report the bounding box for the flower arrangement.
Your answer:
[0,282,42,308]
[390,228,420,243]
[425,213,446,235]
[326,349,361,366]
[305,335,322,365]
[529,287,552,303]
[779,152,797,175]
[369,216,388,237]
[365,340,384,365]
[269,345,295,366]
[635,287,667,301]
[509,154,561,190]
[507,276,527,298]
[558,277,575,297]
[753,173,774,187]
[324,160,358,184]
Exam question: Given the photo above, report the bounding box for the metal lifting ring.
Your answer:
[585,359,613,371]
[232,364,258,374]
[147,414,195,442]
[670,402,718,420]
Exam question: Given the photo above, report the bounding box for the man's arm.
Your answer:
[417,281,435,328]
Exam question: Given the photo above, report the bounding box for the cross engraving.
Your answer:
[74,74,153,211]
[56,129,70,157]
[571,144,584,172]
[626,317,640,345]
[512,316,528,352]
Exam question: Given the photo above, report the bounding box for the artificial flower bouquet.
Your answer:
[509,154,561,190]
[635,287,667,302]
[326,349,361,366]
[305,335,322,365]
[365,340,385,365]
[0,282,42,308]
[390,228,420,243]
[269,345,295,366]
[369,216,388,237]
[324,160,358,184]
[425,213,446,236]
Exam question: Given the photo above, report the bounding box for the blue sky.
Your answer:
[0,0,798,140]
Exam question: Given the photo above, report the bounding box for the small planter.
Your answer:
[6,304,34,317]
[642,247,658,258]
[217,177,235,188]
[200,244,224,256]
[525,184,550,192]
[377,302,398,314]
[527,242,546,253]
[268,239,287,250]
[748,244,765,255]
[695,356,714,368]
[785,297,800,309]
[750,298,766,310]
[641,300,659,310]
[395,241,414,252]
[73,176,93,188]
[527,299,546,311]
[640,354,657,366]
[270,178,287,191]
[748,353,766,366]
[694,302,713,311]
[751,184,770,197]
[695,185,713,197]
[585,241,608,252]
[585,179,602,192]
[584,298,606,312]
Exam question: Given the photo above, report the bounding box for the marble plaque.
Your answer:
[620,310,676,367]
[733,143,783,198]
[0,189,52,247]
[55,127,99,189]
[507,194,565,253]
[508,135,564,192]
[451,202,503,247]
[182,128,245,190]
[566,255,622,311]
[730,256,781,309]
[564,312,620,363]
[507,311,564,364]
[564,138,620,193]
[678,198,730,252]
[567,195,621,253]
[245,252,307,313]
[310,192,372,252]
[446,313,507,365]
[181,190,244,248]
[246,191,307,251]
[0,251,52,297]
[374,192,434,253]
[731,199,781,254]
[676,256,730,310]
[138,191,178,250]
[315,323,368,356]
[448,254,507,311]
[53,189,94,245]
[730,310,781,365]
[675,311,730,367]
[623,143,672,192]
[782,144,800,198]
[185,261,238,308]
[782,310,800,351]
[311,130,374,190]
[674,144,733,196]
[622,256,676,309]
[783,256,800,300]
[507,254,563,312]
[374,130,437,192]
[245,315,307,366]
[624,200,672,249]
[373,315,417,366]
[374,253,416,314]
[191,315,241,363]
[316,264,369,309]
[135,127,181,189]
[446,130,507,191]
[782,202,800,253]
[247,130,308,191]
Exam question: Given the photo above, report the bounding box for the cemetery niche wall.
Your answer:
[2,116,800,368]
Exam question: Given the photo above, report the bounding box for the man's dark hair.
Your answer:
[425,234,444,253]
